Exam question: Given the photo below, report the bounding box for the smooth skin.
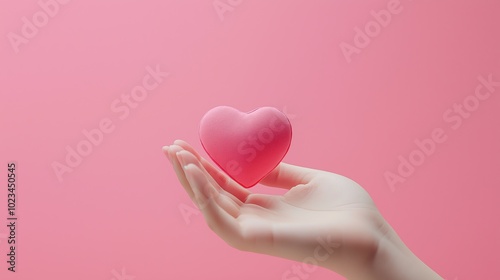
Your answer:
[163,140,442,280]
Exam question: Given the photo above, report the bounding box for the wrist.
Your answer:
[357,225,443,280]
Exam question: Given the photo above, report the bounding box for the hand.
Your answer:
[163,140,442,280]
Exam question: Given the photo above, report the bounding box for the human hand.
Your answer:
[163,140,442,280]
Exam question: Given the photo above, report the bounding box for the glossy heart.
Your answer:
[199,106,292,188]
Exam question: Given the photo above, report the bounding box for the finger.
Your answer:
[173,139,251,202]
[183,163,245,249]
[164,145,240,217]
[176,150,243,215]
[259,162,317,189]
[162,145,195,202]
[175,149,243,208]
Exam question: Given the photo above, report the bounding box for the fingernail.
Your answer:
[169,145,182,153]
[167,145,182,163]
[175,151,194,168]
[176,150,198,168]
[162,146,172,163]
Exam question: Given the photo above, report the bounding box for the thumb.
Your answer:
[259,162,317,189]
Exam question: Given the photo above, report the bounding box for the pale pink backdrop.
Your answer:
[1,0,499,279]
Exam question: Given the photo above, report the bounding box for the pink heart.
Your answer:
[199,106,292,188]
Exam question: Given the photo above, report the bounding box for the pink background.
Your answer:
[1,0,499,279]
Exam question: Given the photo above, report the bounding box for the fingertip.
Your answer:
[183,163,205,184]
[183,163,199,173]
[174,139,188,146]
[169,144,182,152]
[174,140,199,156]
[162,146,173,164]
[168,145,182,160]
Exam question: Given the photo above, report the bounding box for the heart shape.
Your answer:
[199,106,292,188]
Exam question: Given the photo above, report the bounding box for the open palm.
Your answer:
[164,140,394,275]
